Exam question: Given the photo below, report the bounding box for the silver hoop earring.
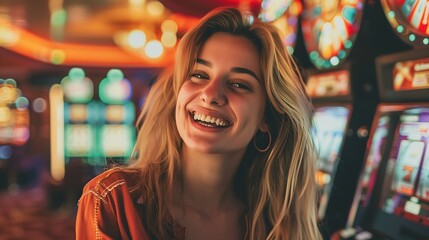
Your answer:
[253,130,271,152]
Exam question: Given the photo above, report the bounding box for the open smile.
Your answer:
[190,111,232,128]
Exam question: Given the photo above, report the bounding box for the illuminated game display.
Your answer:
[336,106,403,240]
[301,0,365,69]
[98,69,136,161]
[49,68,137,184]
[392,56,429,91]
[381,0,429,48]
[61,68,98,160]
[259,0,303,54]
[306,70,353,222]
[312,105,350,219]
[306,69,350,97]
[335,49,429,239]
[381,108,429,225]
[357,115,391,201]
[60,68,136,166]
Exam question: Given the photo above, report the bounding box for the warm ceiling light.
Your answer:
[0,25,19,47]
[161,19,178,33]
[128,30,146,49]
[145,40,163,58]
[146,1,164,16]
[129,0,146,8]
[161,32,176,48]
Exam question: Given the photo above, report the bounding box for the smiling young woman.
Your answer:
[76,7,322,240]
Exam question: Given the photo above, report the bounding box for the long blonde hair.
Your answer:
[129,7,321,240]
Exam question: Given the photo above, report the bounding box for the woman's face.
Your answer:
[176,32,267,154]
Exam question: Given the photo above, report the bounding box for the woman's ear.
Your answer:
[259,121,269,133]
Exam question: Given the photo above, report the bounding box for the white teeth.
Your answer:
[193,112,228,127]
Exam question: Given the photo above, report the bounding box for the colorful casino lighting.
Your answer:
[0,145,12,160]
[15,96,29,110]
[259,0,292,22]
[32,98,47,113]
[301,0,365,69]
[99,69,132,105]
[0,78,30,146]
[128,30,147,49]
[49,84,65,182]
[145,40,164,58]
[381,0,429,47]
[0,78,19,104]
[259,0,302,54]
[60,68,94,103]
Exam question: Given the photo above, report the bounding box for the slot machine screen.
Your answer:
[312,105,351,218]
[345,105,407,229]
[64,124,96,157]
[100,124,135,158]
[372,107,429,238]
[358,114,391,205]
[392,57,429,91]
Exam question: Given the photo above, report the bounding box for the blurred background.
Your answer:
[0,0,428,239]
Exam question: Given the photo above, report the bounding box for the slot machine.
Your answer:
[49,67,138,209]
[60,68,99,164]
[50,68,137,182]
[305,67,376,236]
[97,69,136,165]
[0,79,30,147]
[0,78,30,190]
[332,0,429,239]
[334,48,429,240]
[300,0,378,235]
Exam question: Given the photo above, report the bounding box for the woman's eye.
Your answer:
[231,82,251,91]
[190,73,208,80]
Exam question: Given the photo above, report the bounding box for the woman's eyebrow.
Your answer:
[197,58,212,67]
[197,58,260,82]
[231,67,260,82]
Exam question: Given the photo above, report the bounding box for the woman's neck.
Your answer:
[172,145,245,216]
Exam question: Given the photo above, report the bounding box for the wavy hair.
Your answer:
[128,7,321,240]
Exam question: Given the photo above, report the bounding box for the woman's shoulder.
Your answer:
[80,167,142,202]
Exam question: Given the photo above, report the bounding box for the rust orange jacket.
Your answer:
[75,168,185,240]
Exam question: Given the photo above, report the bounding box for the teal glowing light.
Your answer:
[323,61,331,68]
[396,25,404,33]
[61,68,94,103]
[315,58,324,67]
[310,51,319,61]
[409,34,416,42]
[338,50,346,59]
[51,9,67,27]
[342,6,356,23]
[107,69,124,82]
[99,69,132,104]
[423,38,429,45]
[4,78,16,87]
[344,40,353,49]
[69,68,85,81]
[16,97,29,110]
[388,11,395,19]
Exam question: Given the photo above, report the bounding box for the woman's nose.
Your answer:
[199,79,227,105]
